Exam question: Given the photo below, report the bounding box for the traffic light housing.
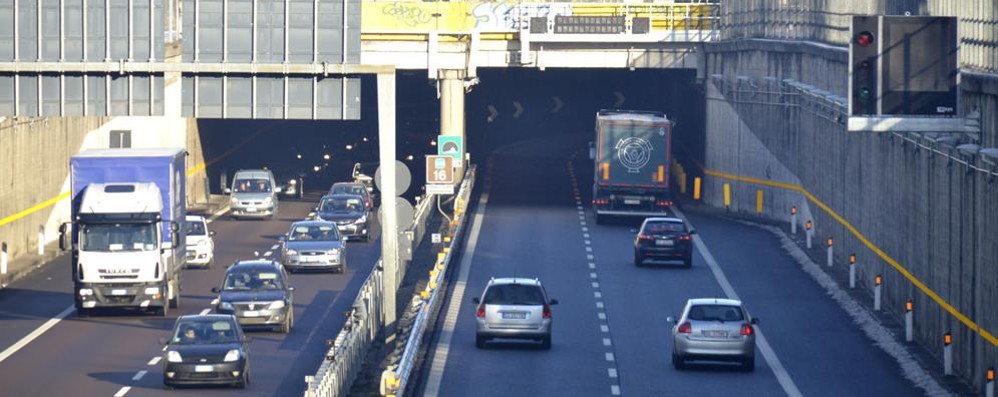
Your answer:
[850,16,879,116]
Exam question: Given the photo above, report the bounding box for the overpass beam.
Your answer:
[438,69,467,177]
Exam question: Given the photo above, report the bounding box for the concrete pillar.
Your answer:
[438,69,467,182]
[377,71,399,341]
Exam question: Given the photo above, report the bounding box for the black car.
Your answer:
[633,217,695,267]
[314,193,371,242]
[213,260,295,333]
[162,314,250,389]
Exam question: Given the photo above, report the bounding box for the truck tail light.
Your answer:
[655,200,673,207]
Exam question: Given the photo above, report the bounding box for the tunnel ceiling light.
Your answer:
[430,140,437,146]
[296,154,302,160]
[323,154,331,160]
[346,145,353,150]
[313,165,321,172]
[406,155,414,161]
[363,137,369,142]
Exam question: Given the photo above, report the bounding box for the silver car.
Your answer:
[668,298,758,371]
[472,278,558,349]
[226,169,281,220]
[281,221,347,273]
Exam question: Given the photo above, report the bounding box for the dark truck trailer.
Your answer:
[591,110,673,224]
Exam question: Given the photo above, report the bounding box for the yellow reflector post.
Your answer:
[693,177,702,200]
[723,183,731,208]
[756,189,763,214]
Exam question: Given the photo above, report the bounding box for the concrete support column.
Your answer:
[438,69,467,181]
[377,71,399,340]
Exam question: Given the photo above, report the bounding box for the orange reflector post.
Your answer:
[988,368,994,381]
[791,206,798,215]
[906,299,913,312]
[944,332,952,346]
[827,237,834,247]
[805,220,812,231]
[875,274,882,286]
[850,253,857,264]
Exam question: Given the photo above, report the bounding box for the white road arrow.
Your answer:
[613,91,626,108]
[551,96,564,113]
[513,101,524,119]
[487,105,499,123]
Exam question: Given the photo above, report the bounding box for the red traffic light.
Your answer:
[855,31,875,47]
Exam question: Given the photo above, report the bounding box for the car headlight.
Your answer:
[285,249,298,256]
[288,179,297,185]
[198,239,210,247]
[219,301,234,310]
[230,197,239,204]
[167,350,183,363]
[144,287,160,295]
[354,215,367,224]
[326,248,341,255]
[223,349,240,362]
[268,300,286,310]
[263,196,273,205]
[79,288,93,296]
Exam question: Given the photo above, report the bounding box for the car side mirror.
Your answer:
[158,337,169,345]
[211,287,220,293]
[224,188,232,194]
[288,286,295,292]
[209,231,216,237]
[689,229,697,235]
[751,318,759,325]
[170,221,180,233]
[471,297,480,304]
[666,316,676,323]
[549,299,559,305]
[274,187,283,193]
[58,222,69,251]
[629,228,637,233]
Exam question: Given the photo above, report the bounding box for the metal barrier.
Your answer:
[380,166,477,397]
[303,190,442,397]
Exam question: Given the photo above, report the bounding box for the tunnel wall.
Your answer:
[700,40,998,390]
[0,116,208,285]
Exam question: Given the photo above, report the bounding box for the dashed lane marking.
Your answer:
[590,272,598,279]
[611,385,621,396]
[601,325,609,333]
[147,357,161,366]
[595,292,602,298]
[596,302,604,309]
[113,386,131,397]
[598,312,606,320]
[200,308,211,315]
[603,338,612,346]
[211,298,219,305]
[132,370,147,381]
[605,352,615,362]
[608,368,618,378]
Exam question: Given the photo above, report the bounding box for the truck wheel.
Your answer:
[634,255,643,267]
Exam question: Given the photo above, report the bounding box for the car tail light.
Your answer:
[678,234,692,241]
[542,304,552,319]
[741,323,754,336]
[637,234,654,241]
[592,199,609,206]
[476,304,485,318]
[655,200,673,207]
[677,322,692,334]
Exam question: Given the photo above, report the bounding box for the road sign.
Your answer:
[437,136,463,162]
[426,156,454,184]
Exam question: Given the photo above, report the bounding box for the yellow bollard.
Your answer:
[679,171,687,194]
[693,177,702,200]
[723,183,731,208]
[444,236,451,243]
[438,252,446,261]
[756,189,763,214]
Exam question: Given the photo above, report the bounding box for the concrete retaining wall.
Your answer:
[702,41,998,390]
[0,115,208,286]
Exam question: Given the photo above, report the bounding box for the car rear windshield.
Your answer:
[687,305,744,322]
[173,320,239,344]
[643,221,685,234]
[484,284,546,305]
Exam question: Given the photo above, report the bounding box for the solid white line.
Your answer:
[603,338,612,346]
[206,205,232,223]
[671,206,803,397]
[147,357,161,366]
[600,325,609,333]
[424,171,492,397]
[608,368,618,378]
[132,370,147,381]
[263,251,273,257]
[611,385,621,395]
[0,305,75,364]
[200,308,211,315]
[113,386,131,397]
[605,352,615,362]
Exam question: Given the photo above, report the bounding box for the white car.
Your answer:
[184,215,215,268]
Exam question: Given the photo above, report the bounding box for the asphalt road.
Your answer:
[0,191,381,397]
[419,136,927,397]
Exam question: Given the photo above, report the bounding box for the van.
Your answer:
[225,169,281,220]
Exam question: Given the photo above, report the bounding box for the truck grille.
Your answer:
[101,275,139,280]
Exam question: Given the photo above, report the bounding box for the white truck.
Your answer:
[59,148,186,316]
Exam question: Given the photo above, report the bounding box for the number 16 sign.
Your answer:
[426,155,454,184]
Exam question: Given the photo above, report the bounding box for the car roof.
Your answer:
[321,193,365,200]
[687,298,742,307]
[229,260,281,270]
[644,217,683,224]
[333,182,365,187]
[291,220,339,227]
[176,313,235,322]
[488,277,542,287]
[185,215,207,221]
[234,170,272,178]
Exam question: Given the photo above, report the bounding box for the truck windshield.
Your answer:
[233,178,272,193]
[80,223,158,252]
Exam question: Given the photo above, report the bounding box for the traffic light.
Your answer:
[850,16,878,116]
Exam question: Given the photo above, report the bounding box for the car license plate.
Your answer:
[111,289,127,296]
[502,312,527,320]
[243,310,260,317]
[245,207,257,212]
[703,330,728,337]
[194,365,213,373]
[656,239,673,246]
[624,199,640,205]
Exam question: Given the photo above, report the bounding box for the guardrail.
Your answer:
[380,166,477,397]
[303,190,442,397]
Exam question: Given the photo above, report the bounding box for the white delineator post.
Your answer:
[905,299,913,342]
[849,253,856,289]
[38,225,45,256]
[874,275,882,311]
[790,206,797,235]
[826,237,833,268]
[1,242,7,275]
[805,220,813,249]
[943,333,953,376]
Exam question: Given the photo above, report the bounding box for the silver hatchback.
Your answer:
[472,278,558,349]
[668,298,759,371]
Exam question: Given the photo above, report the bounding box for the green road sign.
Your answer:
[437,136,463,162]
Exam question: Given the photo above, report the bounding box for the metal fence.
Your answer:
[718,0,998,73]
[303,171,471,397]
[380,165,477,397]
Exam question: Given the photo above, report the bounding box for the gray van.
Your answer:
[225,169,281,220]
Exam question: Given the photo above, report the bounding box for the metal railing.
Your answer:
[303,190,442,397]
[381,166,477,397]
